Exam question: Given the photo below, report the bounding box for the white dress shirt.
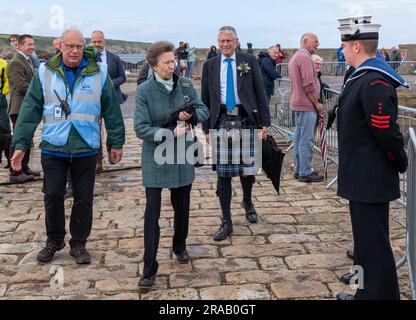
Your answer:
[18,51,31,61]
[220,53,241,108]
[18,51,34,71]
[100,49,107,65]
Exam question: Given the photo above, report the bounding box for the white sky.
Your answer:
[1,0,415,48]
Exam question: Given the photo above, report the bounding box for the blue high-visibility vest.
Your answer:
[38,62,107,149]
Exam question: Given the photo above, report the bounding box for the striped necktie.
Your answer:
[27,58,35,73]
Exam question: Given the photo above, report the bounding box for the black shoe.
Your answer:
[138,275,156,289]
[293,173,299,180]
[23,168,41,177]
[298,172,324,183]
[9,172,35,183]
[347,249,354,260]
[69,246,91,265]
[336,292,355,300]
[36,242,66,263]
[242,202,257,224]
[340,271,356,285]
[175,250,190,264]
[213,221,233,241]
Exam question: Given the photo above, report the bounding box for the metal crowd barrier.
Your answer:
[277,61,416,77]
[272,79,416,191]
[122,60,145,75]
[407,127,416,300]
[270,78,340,162]
[270,79,293,144]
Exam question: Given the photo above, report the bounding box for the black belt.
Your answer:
[220,104,243,109]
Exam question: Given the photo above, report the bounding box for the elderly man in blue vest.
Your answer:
[11,28,125,265]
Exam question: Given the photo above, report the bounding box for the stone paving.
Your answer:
[0,117,411,300]
[0,82,412,300]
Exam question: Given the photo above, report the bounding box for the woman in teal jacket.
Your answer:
[134,41,208,289]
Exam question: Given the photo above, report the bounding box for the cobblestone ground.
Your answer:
[0,83,411,300]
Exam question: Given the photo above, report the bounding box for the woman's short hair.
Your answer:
[311,54,323,63]
[147,41,175,67]
[267,46,276,54]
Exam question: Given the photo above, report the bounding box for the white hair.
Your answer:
[311,54,323,63]
[218,26,238,40]
[62,28,85,42]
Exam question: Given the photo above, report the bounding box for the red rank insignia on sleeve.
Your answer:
[371,102,390,129]
[371,114,390,129]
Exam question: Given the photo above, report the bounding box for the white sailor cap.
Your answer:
[338,16,381,41]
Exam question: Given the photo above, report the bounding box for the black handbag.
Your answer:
[180,83,205,168]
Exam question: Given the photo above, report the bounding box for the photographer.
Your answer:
[134,41,208,289]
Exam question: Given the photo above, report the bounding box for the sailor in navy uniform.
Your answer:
[335,16,409,300]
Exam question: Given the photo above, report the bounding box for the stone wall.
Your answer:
[191,48,341,78]
[191,45,416,78]
[399,44,416,61]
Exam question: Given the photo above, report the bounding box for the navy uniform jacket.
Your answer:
[337,68,408,203]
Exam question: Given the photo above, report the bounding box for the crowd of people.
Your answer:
[0,17,411,300]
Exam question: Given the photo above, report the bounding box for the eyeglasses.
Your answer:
[9,39,17,43]
[63,43,84,51]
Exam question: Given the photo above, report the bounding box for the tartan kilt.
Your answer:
[214,114,259,177]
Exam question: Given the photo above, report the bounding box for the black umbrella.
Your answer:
[252,109,285,194]
[261,135,285,195]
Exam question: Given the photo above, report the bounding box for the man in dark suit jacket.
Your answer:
[201,26,271,241]
[91,31,127,104]
[91,31,127,171]
[7,34,38,182]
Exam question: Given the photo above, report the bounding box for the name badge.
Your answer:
[53,105,62,120]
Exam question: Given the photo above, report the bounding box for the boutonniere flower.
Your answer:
[237,62,251,76]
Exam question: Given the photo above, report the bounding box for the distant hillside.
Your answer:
[0,34,151,60]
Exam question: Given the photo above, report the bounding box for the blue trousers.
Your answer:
[293,111,317,177]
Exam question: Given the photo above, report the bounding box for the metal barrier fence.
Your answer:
[122,61,145,76]
[272,78,416,192]
[277,61,416,77]
[271,78,416,299]
[270,78,340,166]
[407,127,416,300]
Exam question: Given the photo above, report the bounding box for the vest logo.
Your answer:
[80,79,93,91]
